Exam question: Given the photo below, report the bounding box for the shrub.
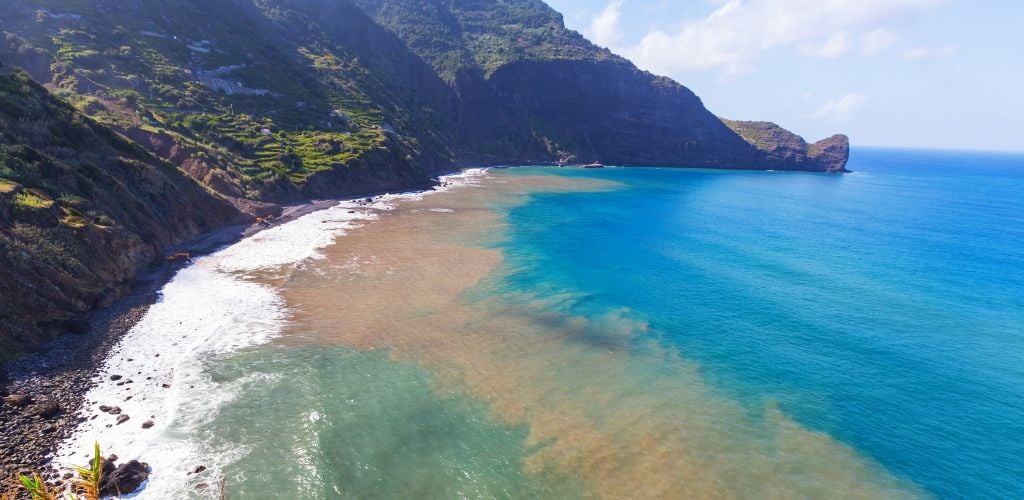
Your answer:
[8,442,103,500]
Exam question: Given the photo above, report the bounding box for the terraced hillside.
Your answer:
[1,0,847,196]
[0,0,850,354]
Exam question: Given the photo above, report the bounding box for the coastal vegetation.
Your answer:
[3,443,100,499]
[5,442,149,499]
[0,66,238,356]
[1,0,846,200]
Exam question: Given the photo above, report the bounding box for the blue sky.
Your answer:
[544,0,1023,151]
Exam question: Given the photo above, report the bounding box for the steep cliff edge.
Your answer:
[350,0,849,171]
[0,68,239,356]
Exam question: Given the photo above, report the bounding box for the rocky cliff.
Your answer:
[1,0,849,181]
[0,0,851,354]
[0,68,239,356]
[722,120,850,172]
[350,0,850,171]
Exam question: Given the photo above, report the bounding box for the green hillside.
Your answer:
[0,67,238,355]
[0,0,850,353]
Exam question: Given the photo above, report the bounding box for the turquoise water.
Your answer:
[497,149,1024,498]
[183,148,1023,498]
[205,346,580,498]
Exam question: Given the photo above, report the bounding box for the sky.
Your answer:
[544,0,1024,151]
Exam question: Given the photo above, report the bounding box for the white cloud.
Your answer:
[861,28,899,57]
[800,31,852,59]
[589,0,625,48]
[814,93,867,120]
[901,44,958,60]
[599,0,935,75]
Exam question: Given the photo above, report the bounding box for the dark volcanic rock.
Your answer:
[100,460,150,497]
[116,414,130,425]
[101,457,117,477]
[141,420,154,429]
[0,279,157,483]
[99,405,122,415]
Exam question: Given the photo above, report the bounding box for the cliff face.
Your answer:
[723,120,851,172]
[0,68,239,355]
[350,0,850,171]
[0,0,852,354]
[480,59,758,166]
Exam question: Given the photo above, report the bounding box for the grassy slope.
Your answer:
[1,0,452,200]
[0,67,237,354]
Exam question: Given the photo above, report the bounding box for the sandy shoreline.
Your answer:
[0,178,444,486]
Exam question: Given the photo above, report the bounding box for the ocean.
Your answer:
[59,149,1024,498]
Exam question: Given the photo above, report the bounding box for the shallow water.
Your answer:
[60,150,1024,498]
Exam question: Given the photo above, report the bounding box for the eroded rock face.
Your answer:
[809,134,852,173]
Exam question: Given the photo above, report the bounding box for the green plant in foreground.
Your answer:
[70,442,103,499]
[10,442,103,500]
[17,473,57,500]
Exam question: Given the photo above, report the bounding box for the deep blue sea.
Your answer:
[497,149,1024,498]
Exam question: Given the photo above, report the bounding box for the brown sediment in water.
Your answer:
[280,171,924,499]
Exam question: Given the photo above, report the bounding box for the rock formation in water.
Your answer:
[722,120,850,172]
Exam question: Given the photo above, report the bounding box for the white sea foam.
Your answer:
[55,168,488,498]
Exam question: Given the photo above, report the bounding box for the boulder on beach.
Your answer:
[100,460,150,497]
[33,402,60,419]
